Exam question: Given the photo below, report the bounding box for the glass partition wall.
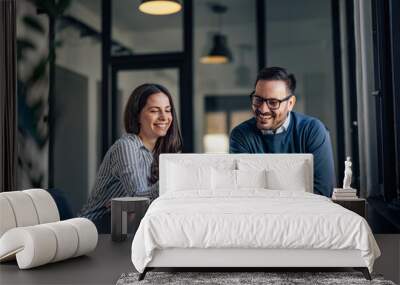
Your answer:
[29,0,362,224]
[265,0,340,180]
[108,0,346,187]
[194,0,342,183]
[194,0,258,153]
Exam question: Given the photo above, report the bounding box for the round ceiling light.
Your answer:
[139,0,182,15]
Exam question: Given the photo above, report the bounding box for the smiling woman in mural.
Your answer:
[79,83,183,233]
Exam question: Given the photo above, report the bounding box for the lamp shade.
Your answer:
[139,0,182,15]
[200,34,233,64]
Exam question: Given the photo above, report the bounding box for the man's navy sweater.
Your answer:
[229,111,335,197]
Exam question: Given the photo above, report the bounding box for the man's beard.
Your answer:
[255,109,282,130]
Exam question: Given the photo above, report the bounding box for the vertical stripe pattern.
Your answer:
[79,134,158,221]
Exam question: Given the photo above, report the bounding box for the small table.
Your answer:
[332,198,366,218]
[111,197,150,242]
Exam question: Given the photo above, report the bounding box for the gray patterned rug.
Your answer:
[116,271,396,285]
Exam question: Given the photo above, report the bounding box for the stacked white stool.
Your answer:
[0,189,98,269]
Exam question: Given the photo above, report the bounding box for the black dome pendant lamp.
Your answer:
[200,4,233,64]
[139,0,182,15]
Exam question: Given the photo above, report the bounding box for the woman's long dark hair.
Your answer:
[124,83,183,184]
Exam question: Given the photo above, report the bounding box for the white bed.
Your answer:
[131,154,380,280]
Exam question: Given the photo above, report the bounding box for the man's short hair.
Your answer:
[255,67,296,94]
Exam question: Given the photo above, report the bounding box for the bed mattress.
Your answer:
[131,190,380,273]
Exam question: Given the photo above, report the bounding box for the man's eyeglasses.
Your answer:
[249,91,293,110]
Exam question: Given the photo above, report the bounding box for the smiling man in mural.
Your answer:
[229,66,335,197]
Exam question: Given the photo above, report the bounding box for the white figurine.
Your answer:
[343,156,352,189]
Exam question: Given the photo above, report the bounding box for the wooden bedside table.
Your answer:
[332,198,366,218]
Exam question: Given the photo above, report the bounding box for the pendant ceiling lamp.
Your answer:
[139,0,182,15]
[200,4,233,64]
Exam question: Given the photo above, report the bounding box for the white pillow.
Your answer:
[238,158,310,192]
[167,162,212,191]
[212,168,237,190]
[211,168,267,190]
[266,165,307,191]
[237,169,267,188]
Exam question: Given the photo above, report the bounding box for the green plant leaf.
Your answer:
[55,0,72,15]
[27,57,48,87]
[17,80,48,148]
[30,0,72,17]
[54,39,63,48]
[17,38,37,61]
[17,38,36,50]
[22,15,45,34]
[32,0,57,17]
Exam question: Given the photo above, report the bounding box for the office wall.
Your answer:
[53,66,88,215]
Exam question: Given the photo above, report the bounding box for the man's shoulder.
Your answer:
[291,112,330,149]
[229,117,258,153]
[292,112,327,133]
[230,117,257,137]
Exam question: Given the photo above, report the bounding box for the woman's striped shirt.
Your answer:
[79,133,158,221]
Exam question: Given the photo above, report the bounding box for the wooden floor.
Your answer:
[0,235,134,285]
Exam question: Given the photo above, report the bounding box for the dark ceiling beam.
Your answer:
[110,53,184,70]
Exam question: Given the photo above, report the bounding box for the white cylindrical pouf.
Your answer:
[23,189,60,224]
[1,192,39,227]
[18,226,57,269]
[42,221,79,262]
[0,196,17,237]
[65,218,98,257]
[0,226,57,269]
[0,218,98,269]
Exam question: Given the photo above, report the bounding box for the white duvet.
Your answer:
[131,190,380,273]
